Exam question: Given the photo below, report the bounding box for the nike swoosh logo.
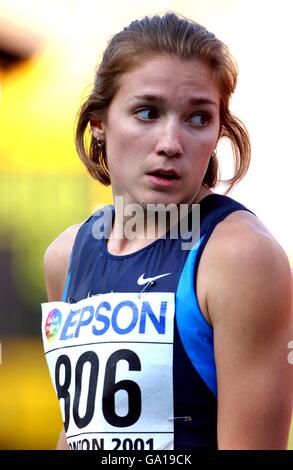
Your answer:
[137,272,172,286]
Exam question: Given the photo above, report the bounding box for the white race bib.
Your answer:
[41,292,175,450]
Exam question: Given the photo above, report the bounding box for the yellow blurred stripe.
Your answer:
[0,337,62,449]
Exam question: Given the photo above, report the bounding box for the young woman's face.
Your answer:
[93,55,221,206]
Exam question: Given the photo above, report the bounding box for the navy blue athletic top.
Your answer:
[62,194,253,450]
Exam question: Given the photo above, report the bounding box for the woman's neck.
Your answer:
[107,187,214,256]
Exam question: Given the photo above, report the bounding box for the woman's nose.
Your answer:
[154,119,183,158]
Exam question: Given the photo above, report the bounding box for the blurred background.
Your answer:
[0,0,292,449]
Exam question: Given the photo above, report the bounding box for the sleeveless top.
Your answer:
[41,194,253,450]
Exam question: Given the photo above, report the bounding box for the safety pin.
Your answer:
[168,416,192,422]
[137,280,155,299]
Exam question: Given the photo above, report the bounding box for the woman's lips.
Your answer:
[146,169,180,187]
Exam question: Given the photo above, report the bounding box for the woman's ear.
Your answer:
[90,117,106,141]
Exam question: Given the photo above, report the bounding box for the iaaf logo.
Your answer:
[45,309,62,342]
[91,196,200,251]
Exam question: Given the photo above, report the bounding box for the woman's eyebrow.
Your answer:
[187,97,218,107]
[129,94,164,104]
[130,94,218,107]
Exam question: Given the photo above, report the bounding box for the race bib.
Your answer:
[41,292,175,450]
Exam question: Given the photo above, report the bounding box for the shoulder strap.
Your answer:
[62,206,113,302]
[194,193,255,278]
[199,194,253,235]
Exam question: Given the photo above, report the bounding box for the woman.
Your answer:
[42,12,293,450]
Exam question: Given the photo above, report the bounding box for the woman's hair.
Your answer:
[75,12,250,192]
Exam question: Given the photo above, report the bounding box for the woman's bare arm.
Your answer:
[203,213,293,449]
[43,224,81,450]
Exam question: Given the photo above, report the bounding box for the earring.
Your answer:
[96,138,105,148]
[211,150,217,159]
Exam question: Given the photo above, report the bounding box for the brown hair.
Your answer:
[75,12,250,191]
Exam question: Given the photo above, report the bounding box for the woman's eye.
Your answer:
[135,108,158,120]
[190,113,211,126]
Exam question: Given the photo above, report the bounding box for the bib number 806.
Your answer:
[55,349,142,432]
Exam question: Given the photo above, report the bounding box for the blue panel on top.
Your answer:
[62,270,71,302]
[176,235,217,396]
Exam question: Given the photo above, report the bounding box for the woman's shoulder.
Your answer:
[206,208,290,280]
[43,224,82,301]
[45,224,82,263]
[201,208,292,324]
[212,209,285,260]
